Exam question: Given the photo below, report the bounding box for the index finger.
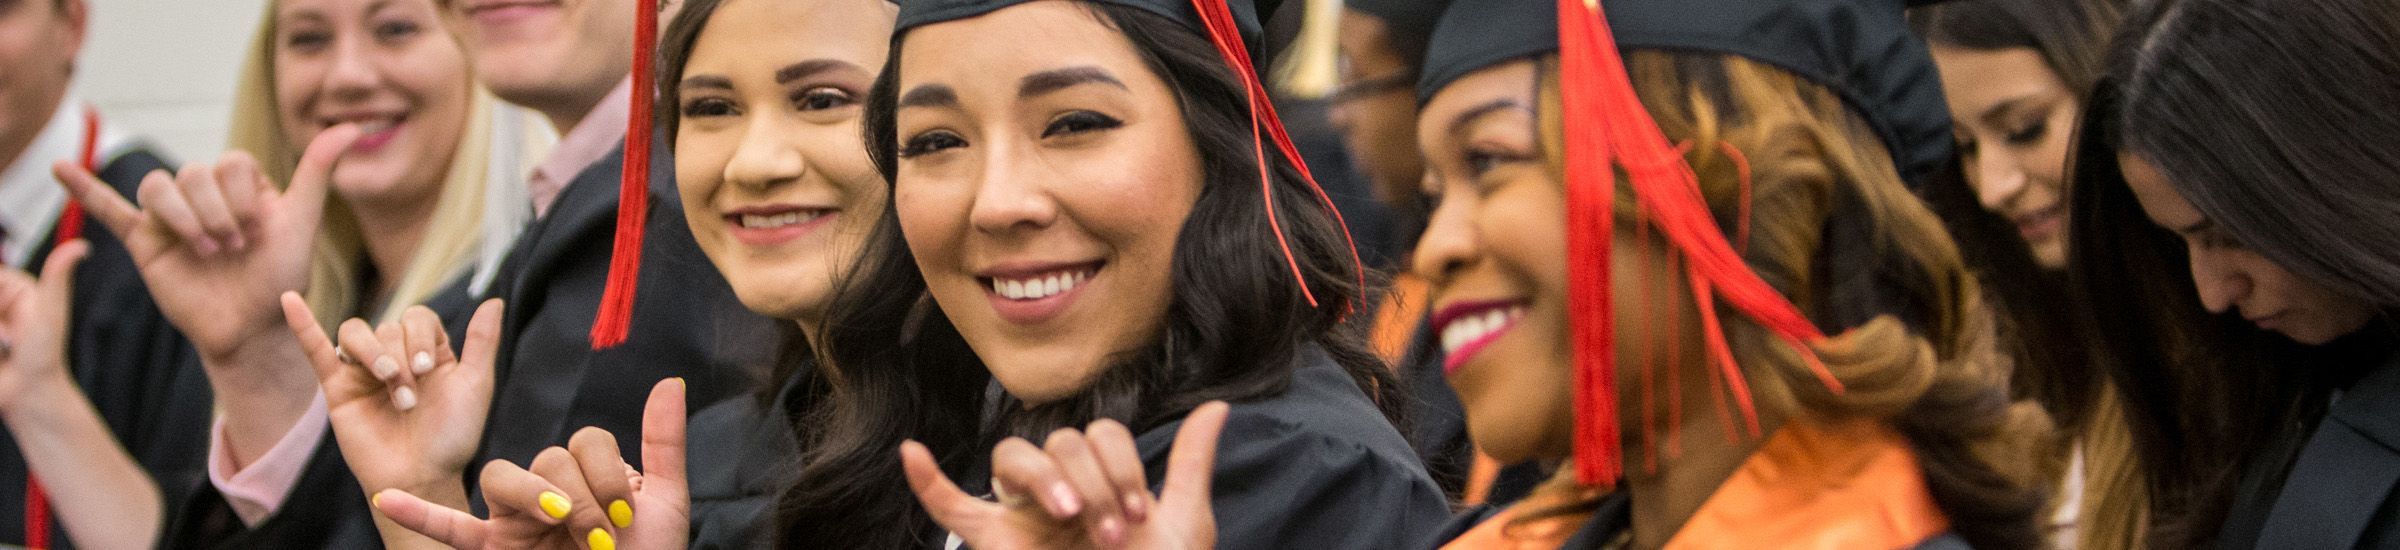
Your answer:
[50,162,143,240]
[900,439,994,531]
[280,293,347,386]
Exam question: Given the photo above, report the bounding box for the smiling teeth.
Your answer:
[991,270,1092,301]
[1440,306,1527,356]
[739,211,824,229]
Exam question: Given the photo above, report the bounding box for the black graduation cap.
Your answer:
[1344,0,1453,64]
[890,0,1366,309]
[1405,0,1946,487]
[1416,0,1954,189]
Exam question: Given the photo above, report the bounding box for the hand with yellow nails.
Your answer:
[374,378,692,550]
[282,293,505,548]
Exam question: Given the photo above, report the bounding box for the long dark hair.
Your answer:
[772,4,1402,547]
[2070,0,2400,544]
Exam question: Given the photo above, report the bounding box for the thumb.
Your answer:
[284,125,362,227]
[459,299,505,382]
[33,240,90,322]
[639,377,688,496]
[1159,401,1230,509]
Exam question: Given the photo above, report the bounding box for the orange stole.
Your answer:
[1664,420,1947,549]
[1440,420,1947,550]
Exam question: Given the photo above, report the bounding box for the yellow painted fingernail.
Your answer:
[588,528,617,550]
[538,491,571,519]
[370,492,381,510]
[608,499,633,528]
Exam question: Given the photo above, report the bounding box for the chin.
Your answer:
[982,348,1109,405]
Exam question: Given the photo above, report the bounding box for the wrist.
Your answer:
[0,372,81,427]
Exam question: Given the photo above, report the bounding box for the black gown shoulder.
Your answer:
[0,147,215,549]
[2225,351,2400,549]
[1136,346,1451,550]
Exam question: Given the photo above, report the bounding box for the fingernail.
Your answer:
[538,491,571,519]
[392,386,417,410]
[1049,484,1081,518]
[1123,494,1147,522]
[370,492,381,510]
[670,377,685,389]
[608,499,633,528]
[412,351,434,375]
[1100,516,1125,544]
[587,528,616,550]
[372,356,399,379]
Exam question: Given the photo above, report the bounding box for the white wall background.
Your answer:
[75,0,272,161]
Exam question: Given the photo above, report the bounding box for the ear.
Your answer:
[60,0,89,66]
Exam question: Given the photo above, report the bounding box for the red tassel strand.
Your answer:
[590,0,659,350]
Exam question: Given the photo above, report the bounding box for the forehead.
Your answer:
[896,2,1149,94]
[1929,47,2068,110]
[690,0,893,69]
[1418,61,1537,140]
[2118,151,2206,229]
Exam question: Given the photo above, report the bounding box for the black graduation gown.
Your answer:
[1422,493,1972,549]
[0,147,215,549]
[683,362,808,549]
[951,346,1452,550]
[162,144,777,548]
[2220,354,2400,549]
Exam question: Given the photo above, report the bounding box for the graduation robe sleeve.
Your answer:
[1133,348,1451,550]
[0,147,215,549]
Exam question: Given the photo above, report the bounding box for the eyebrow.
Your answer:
[2172,216,2216,235]
[679,75,734,91]
[1976,93,2053,128]
[776,59,858,85]
[898,84,959,109]
[1019,67,1127,98]
[1444,98,1534,140]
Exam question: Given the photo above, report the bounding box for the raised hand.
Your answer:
[903,401,1230,550]
[375,378,692,550]
[282,293,501,508]
[50,125,356,360]
[0,241,87,407]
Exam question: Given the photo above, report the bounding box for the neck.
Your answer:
[349,191,437,306]
[524,81,616,135]
[1621,366,1785,549]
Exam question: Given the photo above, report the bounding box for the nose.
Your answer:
[722,116,805,190]
[968,139,1059,235]
[1410,181,1477,284]
[2188,245,2252,314]
[1973,151,2029,211]
[324,35,381,103]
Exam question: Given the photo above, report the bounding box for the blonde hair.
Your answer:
[227,0,494,327]
[1527,52,2055,546]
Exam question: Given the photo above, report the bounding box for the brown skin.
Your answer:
[2120,153,2377,345]
[1931,46,2078,269]
[891,2,1202,405]
[1328,8,1425,210]
[672,0,893,327]
[0,0,84,172]
[1414,60,1774,549]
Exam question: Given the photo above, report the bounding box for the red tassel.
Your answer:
[26,108,103,550]
[1558,0,1620,488]
[591,0,659,350]
[1188,0,1366,311]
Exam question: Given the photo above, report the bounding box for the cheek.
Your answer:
[893,179,968,259]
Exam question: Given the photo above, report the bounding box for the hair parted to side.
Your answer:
[1521,52,2051,549]
[226,0,494,328]
[770,3,1402,548]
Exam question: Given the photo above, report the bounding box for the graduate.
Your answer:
[143,0,774,546]
[0,0,210,547]
[1911,0,2145,546]
[1396,0,2053,546]
[2067,0,2400,546]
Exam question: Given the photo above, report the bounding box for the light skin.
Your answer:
[273,0,470,306]
[1328,8,1426,210]
[365,0,897,546]
[443,0,633,132]
[891,1,1200,405]
[2118,153,2378,345]
[0,0,84,173]
[1413,60,1775,549]
[673,0,893,327]
[0,241,167,550]
[1930,46,2078,269]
